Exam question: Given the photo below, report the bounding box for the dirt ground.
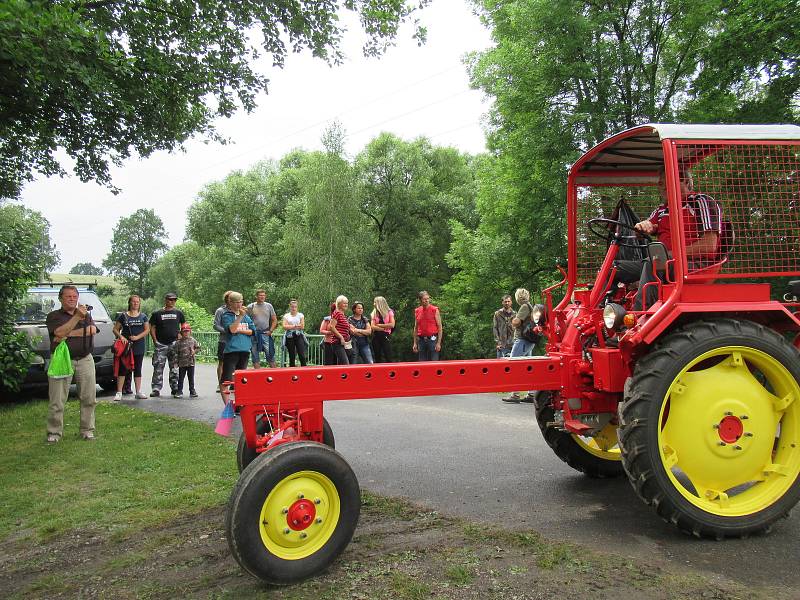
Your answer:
[0,493,791,600]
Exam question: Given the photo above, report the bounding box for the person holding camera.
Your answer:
[45,285,98,443]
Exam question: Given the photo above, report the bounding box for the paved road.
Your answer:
[102,361,798,589]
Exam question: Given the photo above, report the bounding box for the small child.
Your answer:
[175,323,200,398]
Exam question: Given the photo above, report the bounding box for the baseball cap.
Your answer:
[181,323,192,331]
[165,292,178,300]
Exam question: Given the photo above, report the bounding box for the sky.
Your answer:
[18,0,495,272]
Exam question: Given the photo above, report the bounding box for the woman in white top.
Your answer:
[282,299,307,366]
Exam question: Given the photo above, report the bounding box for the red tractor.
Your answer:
[225,123,800,584]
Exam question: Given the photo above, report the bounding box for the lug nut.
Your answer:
[315,518,323,524]
[300,532,307,539]
[724,411,733,416]
[734,445,743,451]
[712,424,720,429]
[314,498,321,504]
[744,432,753,437]
[740,415,749,420]
[282,507,288,514]
[298,493,304,499]
[283,528,290,535]
[718,442,726,446]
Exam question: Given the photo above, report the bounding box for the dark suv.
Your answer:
[15,285,117,390]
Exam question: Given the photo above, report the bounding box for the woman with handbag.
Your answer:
[282,299,307,366]
[113,295,150,400]
[370,296,395,363]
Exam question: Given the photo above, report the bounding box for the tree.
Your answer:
[0,205,58,392]
[103,209,168,296]
[0,0,429,199]
[70,262,104,276]
[441,0,800,357]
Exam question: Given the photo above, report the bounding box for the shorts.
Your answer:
[217,340,226,362]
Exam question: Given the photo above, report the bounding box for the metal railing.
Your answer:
[145,332,326,366]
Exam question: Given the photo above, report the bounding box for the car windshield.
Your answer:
[16,290,111,323]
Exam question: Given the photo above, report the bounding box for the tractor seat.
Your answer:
[687,220,734,281]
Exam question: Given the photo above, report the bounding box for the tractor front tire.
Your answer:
[226,441,360,584]
[619,319,800,538]
[535,391,624,478]
[236,416,335,473]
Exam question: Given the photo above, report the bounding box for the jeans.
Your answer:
[372,333,392,363]
[251,331,275,365]
[510,338,535,358]
[178,365,196,393]
[417,336,439,361]
[285,334,307,367]
[349,342,374,364]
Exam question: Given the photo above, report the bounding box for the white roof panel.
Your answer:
[648,123,800,141]
[571,123,800,181]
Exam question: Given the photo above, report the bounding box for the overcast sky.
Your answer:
[18,0,494,272]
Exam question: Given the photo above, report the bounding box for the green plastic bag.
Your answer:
[47,340,74,379]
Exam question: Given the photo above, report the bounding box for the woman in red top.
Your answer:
[328,295,351,365]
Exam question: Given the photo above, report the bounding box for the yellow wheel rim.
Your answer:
[573,422,622,461]
[259,470,340,560]
[658,346,800,516]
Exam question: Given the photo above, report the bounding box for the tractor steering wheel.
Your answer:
[587,217,652,248]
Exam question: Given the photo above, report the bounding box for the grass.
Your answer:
[0,399,237,541]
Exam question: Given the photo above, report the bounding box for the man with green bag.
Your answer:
[45,285,98,443]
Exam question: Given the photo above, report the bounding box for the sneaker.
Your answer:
[150,390,160,397]
[501,395,521,404]
[521,393,537,404]
[215,386,220,393]
[189,391,198,398]
[46,434,60,444]
[135,392,147,399]
[114,392,122,401]
[172,392,183,399]
[80,432,95,441]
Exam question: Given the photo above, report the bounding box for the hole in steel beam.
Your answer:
[365,372,372,379]
[482,367,488,374]
[504,366,511,373]
[436,369,443,376]
[459,368,466,375]
[412,370,420,377]
[341,373,348,380]
[316,374,323,381]
[266,377,273,383]
[389,371,396,378]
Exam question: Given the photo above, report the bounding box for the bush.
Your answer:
[176,299,215,332]
[0,205,58,393]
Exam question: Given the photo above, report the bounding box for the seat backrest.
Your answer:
[717,220,735,260]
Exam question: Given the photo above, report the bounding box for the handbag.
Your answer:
[47,340,74,379]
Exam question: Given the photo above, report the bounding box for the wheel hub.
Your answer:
[287,499,317,531]
[717,414,744,444]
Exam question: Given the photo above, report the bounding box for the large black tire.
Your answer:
[236,416,335,473]
[618,319,800,538]
[226,441,360,584]
[535,391,624,478]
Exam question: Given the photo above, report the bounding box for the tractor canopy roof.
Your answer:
[570,123,800,186]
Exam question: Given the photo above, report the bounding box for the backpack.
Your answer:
[520,303,539,343]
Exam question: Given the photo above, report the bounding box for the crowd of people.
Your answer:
[42,283,536,442]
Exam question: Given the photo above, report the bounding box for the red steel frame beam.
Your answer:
[234,357,564,447]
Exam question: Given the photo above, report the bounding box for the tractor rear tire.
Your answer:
[535,391,624,478]
[618,319,800,538]
[226,441,360,584]
[236,416,335,473]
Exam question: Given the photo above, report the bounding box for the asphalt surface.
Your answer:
[94,361,798,589]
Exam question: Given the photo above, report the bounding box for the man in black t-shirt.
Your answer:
[149,292,186,397]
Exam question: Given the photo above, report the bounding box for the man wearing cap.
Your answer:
[149,292,186,397]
